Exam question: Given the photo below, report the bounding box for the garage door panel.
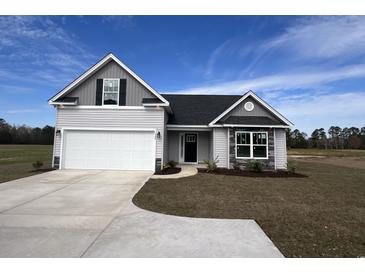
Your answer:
[62,130,155,171]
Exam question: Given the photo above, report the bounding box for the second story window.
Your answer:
[103,79,119,105]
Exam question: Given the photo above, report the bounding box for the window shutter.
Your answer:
[119,79,127,106]
[95,79,103,105]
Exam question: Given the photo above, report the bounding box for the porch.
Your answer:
[166,129,213,165]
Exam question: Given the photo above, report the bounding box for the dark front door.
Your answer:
[184,133,197,163]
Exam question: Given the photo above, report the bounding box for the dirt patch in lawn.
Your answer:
[154,167,181,175]
[198,168,307,178]
[133,161,365,258]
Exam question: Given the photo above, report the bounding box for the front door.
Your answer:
[184,133,197,163]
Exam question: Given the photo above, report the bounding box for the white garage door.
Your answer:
[62,130,155,171]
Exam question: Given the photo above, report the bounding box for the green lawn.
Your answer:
[0,144,53,183]
[133,161,365,257]
[288,148,365,157]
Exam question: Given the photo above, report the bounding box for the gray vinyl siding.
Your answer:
[53,107,164,164]
[167,131,211,163]
[274,128,287,169]
[163,111,169,165]
[220,96,280,123]
[167,131,180,163]
[198,131,210,162]
[66,60,155,106]
[213,128,228,168]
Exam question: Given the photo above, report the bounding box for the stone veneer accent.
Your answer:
[155,158,162,171]
[229,128,275,170]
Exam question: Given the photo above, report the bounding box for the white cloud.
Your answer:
[275,92,365,134]
[0,16,96,84]
[3,108,39,114]
[170,63,365,95]
[262,16,365,60]
[101,16,135,29]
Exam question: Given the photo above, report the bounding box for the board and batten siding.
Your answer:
[53,107,164,163]
[213,128,228,168]
[68,60,155,106]
[274,128,287,169]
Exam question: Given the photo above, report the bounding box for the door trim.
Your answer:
[178,132,199,164]
[60,127,157,171]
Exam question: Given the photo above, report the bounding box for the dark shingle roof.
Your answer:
[162,94,241,125]
[142,98,164,104]
[221,116,286,125]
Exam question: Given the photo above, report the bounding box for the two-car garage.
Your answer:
[60,129,156,171]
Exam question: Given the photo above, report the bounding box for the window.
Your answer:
[236,132,250,157]
[235,131,268,159]
[186,134,196,143]
[103,79,119,105]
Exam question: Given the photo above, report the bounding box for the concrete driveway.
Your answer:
[0,170,283,257]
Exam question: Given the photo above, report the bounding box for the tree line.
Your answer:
[0,118,54,145]
[286,126,365,149]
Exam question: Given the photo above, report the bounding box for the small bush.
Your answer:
[162,160,178,170]
[166,160,177,168]
[203,156,219,172]
[32,160,43,170]
[287,161,297,173]
[232,159,241,170]
[247,160,263,172]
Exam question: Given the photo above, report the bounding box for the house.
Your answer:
[48,53,293,171]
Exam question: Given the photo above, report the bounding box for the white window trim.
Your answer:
[235,131,269,160]
[102,78,120,106]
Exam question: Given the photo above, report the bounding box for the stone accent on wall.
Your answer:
[229,128,275,170]
[53,156,60,169]
[155,158,162,172]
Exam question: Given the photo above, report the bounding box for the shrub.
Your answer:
[287,161,297,173]
[162,160,178,170]
[232,159,241,170]
[247,160,263,172]
[203,156,219,172]
[32,160,43,170]
[167,160,177,168]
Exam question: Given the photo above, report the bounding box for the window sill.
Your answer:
[236,157,269,160]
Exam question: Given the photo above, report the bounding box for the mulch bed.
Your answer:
[198,168,307,178]
[154,167,181,175]
[30,168,56,173]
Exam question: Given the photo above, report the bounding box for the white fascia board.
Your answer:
[166,125,210,128]
[208,90,294,127]
[210,124,291,128]
[143,103,169,107]
[48,53,169,106]
[49,102,77,106]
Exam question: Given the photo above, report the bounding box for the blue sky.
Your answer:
[0,16,364,135]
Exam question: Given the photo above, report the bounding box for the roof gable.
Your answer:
[49,53,169,106]
[218,95,286,125]
[209,90,293,127]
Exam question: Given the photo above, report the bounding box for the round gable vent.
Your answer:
[244,101,254,112]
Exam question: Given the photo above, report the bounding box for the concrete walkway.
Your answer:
[151,165,198,179]
[0,170,283,258]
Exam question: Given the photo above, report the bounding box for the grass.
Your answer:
[288,148,365,157]
[0,144,53,183]
[133,161,365,257]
